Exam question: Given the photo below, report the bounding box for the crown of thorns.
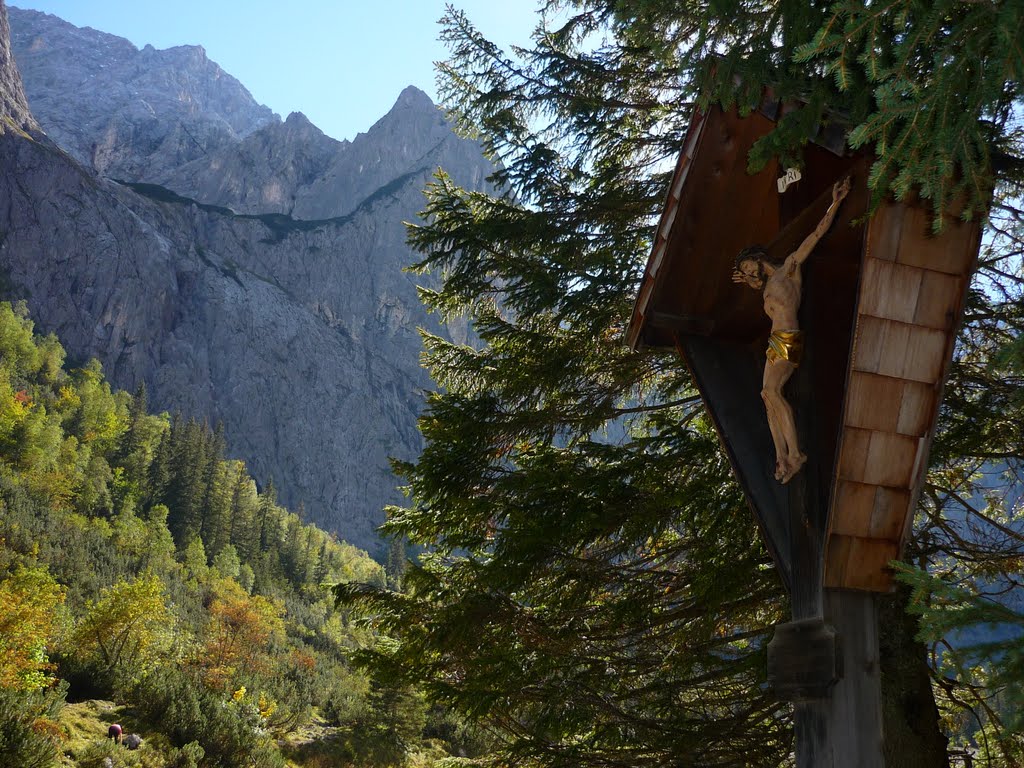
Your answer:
[733,245,769,279]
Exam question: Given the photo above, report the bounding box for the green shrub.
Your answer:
[321,665,371,727]
[165,741,205,768]
[0,684,66,768]
[132,667,284,768]
[77,738,140,768]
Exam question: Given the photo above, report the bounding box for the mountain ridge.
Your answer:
[0,1,492,552]
[8,5,277,177]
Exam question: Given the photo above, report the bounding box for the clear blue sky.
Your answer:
[8,1,540,141]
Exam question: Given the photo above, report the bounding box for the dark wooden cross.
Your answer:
[626,99,983,767]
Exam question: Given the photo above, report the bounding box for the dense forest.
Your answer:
[0,300,481,767]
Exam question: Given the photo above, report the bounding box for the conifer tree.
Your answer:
[283,514,306,585]
[146,425,173,510]
[384,536,407,591]
[258,478,278,553]
[339,1,1023,766]
[202,458,237,561]
[165,419,211,547]
[112,383,165,512]
[230,473,260,562]
[313,540,332,585]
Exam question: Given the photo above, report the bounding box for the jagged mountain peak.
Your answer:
[285,110,313,126]
[366,84,444,136]
[393,84,436,112]
[152,76,479,221]
[142,41,206,64]
[280,110,335,141]
[9,5,134,51]
[8,5,277,177]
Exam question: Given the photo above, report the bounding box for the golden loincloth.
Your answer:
[766,330,803,366]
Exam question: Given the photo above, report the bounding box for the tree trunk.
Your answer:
[878,584,950,768]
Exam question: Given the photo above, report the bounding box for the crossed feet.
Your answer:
[774,452,807,484]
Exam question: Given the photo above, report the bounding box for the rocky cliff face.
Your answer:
[0,2,34,131]
[0,2,491,553]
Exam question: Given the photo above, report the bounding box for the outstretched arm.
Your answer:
[787,176,851,268]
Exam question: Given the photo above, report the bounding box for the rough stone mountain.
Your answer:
[0,2,494,553]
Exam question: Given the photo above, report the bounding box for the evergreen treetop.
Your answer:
[340,1,1024,765]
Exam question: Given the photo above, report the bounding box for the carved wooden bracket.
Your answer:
[767,617,841,701]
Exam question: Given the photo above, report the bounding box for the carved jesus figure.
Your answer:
[732,176,851,484]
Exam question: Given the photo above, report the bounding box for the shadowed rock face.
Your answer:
[0,2,491,553]
[0,2,34,131]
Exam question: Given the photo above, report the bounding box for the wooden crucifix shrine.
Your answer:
[626,99,983,767]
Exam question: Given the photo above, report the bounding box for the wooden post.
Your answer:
[781,438,838,766]
[784,591,885,767]
[825,590,885,765]
[772,578,885,765]
[768,351,885,767]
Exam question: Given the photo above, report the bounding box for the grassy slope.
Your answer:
[59,699,149,765]
[59,699,368,767]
